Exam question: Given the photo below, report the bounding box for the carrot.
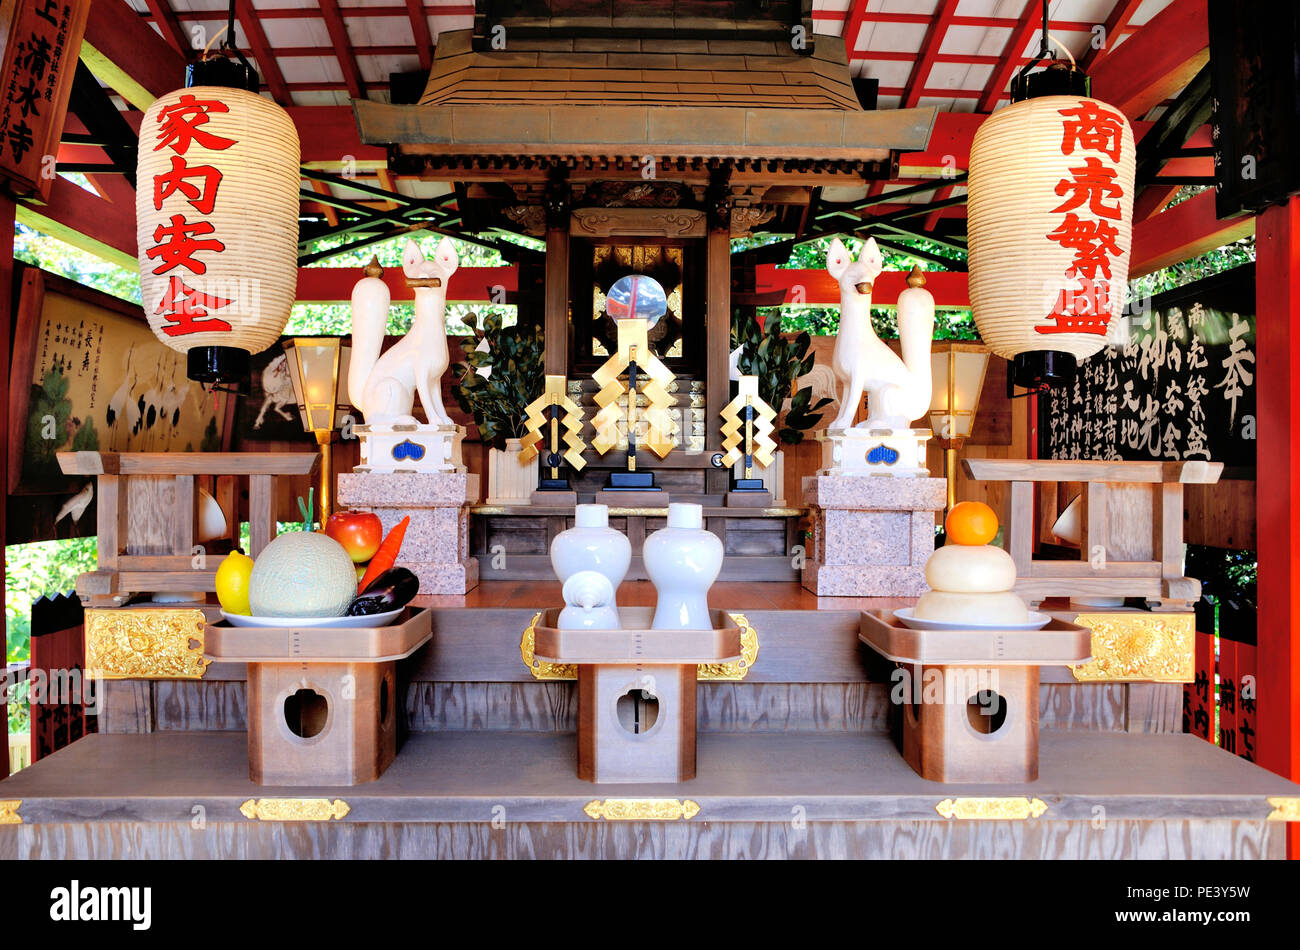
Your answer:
[358,516,410,593]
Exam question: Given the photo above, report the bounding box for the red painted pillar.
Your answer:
[1256,196,1300,858]
[1,193,12,777]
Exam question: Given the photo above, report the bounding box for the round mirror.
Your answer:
[605,274,667,328]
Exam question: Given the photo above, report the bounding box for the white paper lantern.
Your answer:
[136,85,300,382]
[967,94,1136,370]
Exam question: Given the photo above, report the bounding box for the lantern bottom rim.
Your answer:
[188,346,251,387]
[1012,351,1077,392]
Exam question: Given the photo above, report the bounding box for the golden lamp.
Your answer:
[929,342,991,512]
[281,336,352,525]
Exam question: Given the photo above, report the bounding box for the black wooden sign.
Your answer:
[1210,0,1300,216]
[1038,265,1255,475]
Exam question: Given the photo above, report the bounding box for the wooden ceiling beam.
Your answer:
[142,0,192,58]
[1089,0,1208,121]
[975,0,1042,114]
[1129,189,1254,277]
[406,0,434,72]
[81,0,188,108]
[319,0,368,100]
[1080,0,1142,71]
[901,0,959,109]
[233,0,293,106]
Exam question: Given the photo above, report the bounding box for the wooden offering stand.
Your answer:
[962,458,1223,610]
[532,607,743,783]
[860,609,1091,783]
[204,608,432,786]
[56,451,320,606]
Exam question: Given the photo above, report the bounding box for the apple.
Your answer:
[325,510,383,563]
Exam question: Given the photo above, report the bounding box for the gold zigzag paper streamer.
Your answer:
[720,376,777,474]
[520,375,587,471]
[590,319,676,459]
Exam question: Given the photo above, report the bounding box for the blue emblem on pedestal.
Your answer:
[392,439,426,462]
[867,445,900,466]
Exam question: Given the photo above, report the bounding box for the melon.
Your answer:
[248,532,359,618]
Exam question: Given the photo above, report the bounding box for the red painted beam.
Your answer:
[1256,196,1300,860]
[755,266,969,308]
[1090,0,1208,120]
[234,0,293,105]
[976,0,1042,114]
[17,176,137,263]
[406,0,434,71]
[840,0,870,65]
[289,106,387,164]
[295,266,518,303]
[1081,0,1142,71]
[1129,189,1254,277]
[82,0,188,107]
[901,0,959,109]
[142,0,192,57]
[319,0,368,100]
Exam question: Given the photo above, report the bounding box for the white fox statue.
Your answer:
[826,236,934,431]
[349,236,458,428]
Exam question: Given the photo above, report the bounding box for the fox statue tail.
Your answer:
[896,265,936,423]
[348,260,391,418]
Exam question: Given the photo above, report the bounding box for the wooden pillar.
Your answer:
[543,172,570,378]
[0,193,12,777]
[1256,195,1300,858]
[705,228,730,454]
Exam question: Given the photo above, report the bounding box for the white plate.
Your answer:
[892,608,1052,632]
[220,608,403,629]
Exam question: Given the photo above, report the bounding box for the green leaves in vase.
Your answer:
[450,312,546,451]
[733,310,833,444]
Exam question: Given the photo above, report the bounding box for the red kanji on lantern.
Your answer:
[145,214,225,275]
[1038,278,1114,336]
[153,155,224,214]
[1045,213,1124,280]
[1059,101,1125,163]
[1052,156,1124,220]
[154,94,237,155]
[153,276,233,336]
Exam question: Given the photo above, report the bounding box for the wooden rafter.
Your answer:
[234,0,292,105]
[406,0,434,72]
[320,0,367,100]
[1090,0,1208,121]
[142,0,191,58]
[975,0,1042,114]
[840,0,870,71]
[1080,0,1142,71]
[901,0,959,109]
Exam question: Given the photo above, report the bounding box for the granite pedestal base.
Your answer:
[801,474,946,596]
[338,471,481,594]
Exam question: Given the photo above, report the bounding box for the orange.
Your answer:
[945,501,999,546]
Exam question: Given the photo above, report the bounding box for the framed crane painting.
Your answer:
[7,267,233,542]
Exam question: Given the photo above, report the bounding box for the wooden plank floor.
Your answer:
[3,730,1296,826]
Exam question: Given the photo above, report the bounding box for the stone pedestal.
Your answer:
[338,472,480,594]
[801,474,946,596]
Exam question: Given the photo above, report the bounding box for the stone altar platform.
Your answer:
[801,474,947,596]
[338,471,480,595]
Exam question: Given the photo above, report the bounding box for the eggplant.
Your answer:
[346,567,419,616]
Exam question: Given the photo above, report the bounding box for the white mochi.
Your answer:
[912,590,1030,625]
[924,543,1018,593]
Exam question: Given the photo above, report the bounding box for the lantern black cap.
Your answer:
[188,345,250,386]
[1012,351,1077,392]
[187,52,261,94]
[1011,60,1090,102]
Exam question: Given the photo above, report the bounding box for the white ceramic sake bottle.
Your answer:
[557,570,621,630]
[549,504,632,611]
[644,503,724,630]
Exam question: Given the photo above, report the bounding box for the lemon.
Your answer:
[215,551,255,615]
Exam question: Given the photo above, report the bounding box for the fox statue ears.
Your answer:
[826,236,882,281]
[401,236,460,278]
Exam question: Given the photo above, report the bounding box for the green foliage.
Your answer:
[732,311,831,444]
[70,415,99,451]
[451,312,546,449]
[25,368,72,480]
[13,223,141,304]
[5,537,98,665]
[770,305,978,340]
